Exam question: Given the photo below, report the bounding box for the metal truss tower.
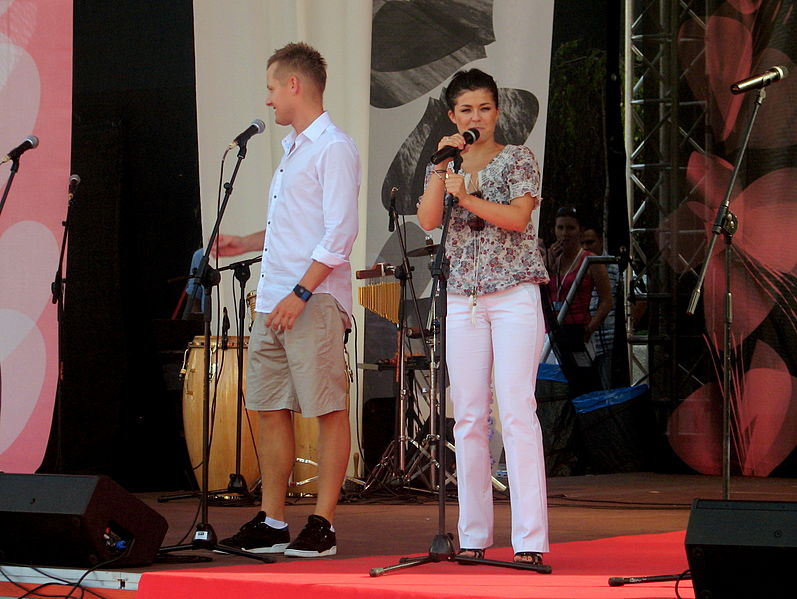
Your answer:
[623,0,713,407]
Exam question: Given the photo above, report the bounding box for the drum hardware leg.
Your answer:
[361,439,408,492]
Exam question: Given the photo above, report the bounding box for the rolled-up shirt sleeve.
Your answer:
[311,139,361,268]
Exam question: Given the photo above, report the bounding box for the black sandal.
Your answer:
[514,551,543,565]
[456,548,485,562]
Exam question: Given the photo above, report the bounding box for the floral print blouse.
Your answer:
[423,144,549,296]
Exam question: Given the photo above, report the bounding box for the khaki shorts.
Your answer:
[246,293,348,417]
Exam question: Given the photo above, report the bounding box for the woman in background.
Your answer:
[544,206,612,395]
[545,206,612,347]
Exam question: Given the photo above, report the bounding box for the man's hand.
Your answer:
[264,293,307,331]
[212,234,246,257]
[212,231,266,257]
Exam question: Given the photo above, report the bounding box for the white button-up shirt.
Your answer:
[255,112,360,316]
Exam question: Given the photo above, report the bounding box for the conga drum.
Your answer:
[246,290,257,331]
[288,361,352,496]
[181,335,260,490]
[290,415,319,496]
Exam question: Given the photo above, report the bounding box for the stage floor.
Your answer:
[146,472,797,563]
[2,472,796,598]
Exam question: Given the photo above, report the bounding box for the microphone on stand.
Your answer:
[221,307,230,350]
[228,119,266,149]
[388,186,398,233]
[1,135,39,164]
[68,174,81,200]
[429,128,479,165]
[731,66,789,94]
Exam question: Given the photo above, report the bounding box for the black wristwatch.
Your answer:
[293,284,313,302]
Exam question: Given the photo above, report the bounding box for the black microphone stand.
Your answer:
[369,160,459,576]
[686,86,767,500]
[0,157,22,219]
[0,156,25,432]
[214,255,263,503]
[605,85,768,594]
[370,155,550,576]
[47,178,77,472]
[159,141,272,563]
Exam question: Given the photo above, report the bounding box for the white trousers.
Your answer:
[446,283,549,553]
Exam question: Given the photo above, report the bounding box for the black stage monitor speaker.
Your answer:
[685,499,797,599]
[0,473,168,567]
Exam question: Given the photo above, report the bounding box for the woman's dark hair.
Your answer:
[555,205,580,223]
[444,69,499,110]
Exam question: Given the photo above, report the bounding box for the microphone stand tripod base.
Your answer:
[158,522,275,563]
[370,534,455,577]
[454,554,552,574]
[607,573,690,586]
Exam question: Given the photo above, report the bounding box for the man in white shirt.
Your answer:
[214,42,360,558]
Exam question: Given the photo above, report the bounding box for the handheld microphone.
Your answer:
[68,174,81,199]
[731,66,788,94]
[429,128,479,165]
[229,119,266,148]
[388,186,398,233]
[1,135,39,164]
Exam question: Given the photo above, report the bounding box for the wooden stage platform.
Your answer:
[1,473,796,598]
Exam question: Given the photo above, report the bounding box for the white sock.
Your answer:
[264,516,288,529]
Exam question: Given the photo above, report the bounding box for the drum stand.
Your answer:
[370,155,549,576]
[159,141,271,562]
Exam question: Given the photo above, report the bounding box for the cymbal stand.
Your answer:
[159,142,271,563]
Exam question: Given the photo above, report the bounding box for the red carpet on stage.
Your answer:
[137,531,694,599]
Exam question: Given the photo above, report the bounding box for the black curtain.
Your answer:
[40,1,203,491]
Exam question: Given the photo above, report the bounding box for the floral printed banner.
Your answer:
[0,0,72,472]
[667,0,797,476]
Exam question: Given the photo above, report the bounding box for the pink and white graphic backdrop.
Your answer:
[0,0,72,472]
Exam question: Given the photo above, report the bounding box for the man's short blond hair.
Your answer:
[268,42,326,93]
